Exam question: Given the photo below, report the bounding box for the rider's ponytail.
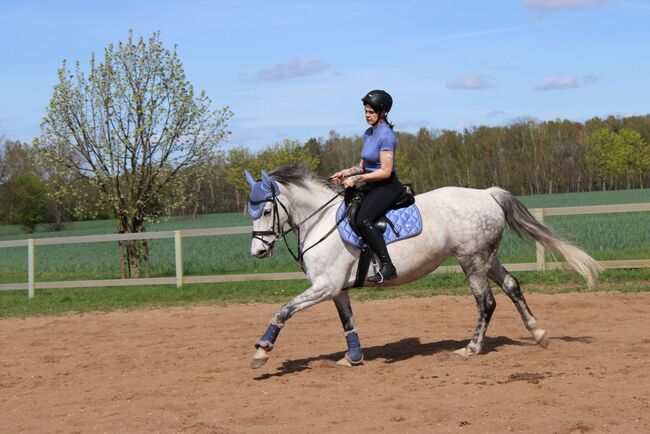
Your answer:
[383,113,395,130]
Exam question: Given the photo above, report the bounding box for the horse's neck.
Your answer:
[285,183,337,228]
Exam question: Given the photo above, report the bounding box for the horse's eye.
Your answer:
[263,209,272,216]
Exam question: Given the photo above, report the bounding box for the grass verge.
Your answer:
[1,268,648,318]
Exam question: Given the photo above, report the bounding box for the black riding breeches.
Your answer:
[354,183,405,226]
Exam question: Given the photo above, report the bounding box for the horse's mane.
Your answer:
[269,163,334,191]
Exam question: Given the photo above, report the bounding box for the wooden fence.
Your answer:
[1,203,649,298]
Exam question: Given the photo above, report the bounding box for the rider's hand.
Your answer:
[330,171,344,184]
[343,176,356,189]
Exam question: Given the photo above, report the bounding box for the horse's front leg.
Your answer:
[251,285,331,369]
[333,290,364,367]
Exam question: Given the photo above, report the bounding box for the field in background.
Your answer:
[0,188,648,284]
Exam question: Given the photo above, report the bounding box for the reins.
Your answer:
[251,188,347,273]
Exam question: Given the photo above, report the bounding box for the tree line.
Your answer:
[2,113,649,229]
[191,114,650,214]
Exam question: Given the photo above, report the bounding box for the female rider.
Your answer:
[330,90,404,283]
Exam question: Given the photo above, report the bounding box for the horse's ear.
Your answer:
[244,169,256,188]
[261,170,277,194]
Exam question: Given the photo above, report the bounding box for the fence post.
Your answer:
[174,230,183,288]
[28,239,35,298]
[534,208,545,271]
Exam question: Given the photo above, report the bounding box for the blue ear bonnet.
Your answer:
[245,169,280,220]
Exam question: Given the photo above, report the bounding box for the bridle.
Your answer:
[251,188,347,272]
[250,190,293,251]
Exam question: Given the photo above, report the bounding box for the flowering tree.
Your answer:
[37,31,232,277]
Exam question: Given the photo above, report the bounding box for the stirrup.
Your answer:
[367,268,396,284]
[368,270,385,284]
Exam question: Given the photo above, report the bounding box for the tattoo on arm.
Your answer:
[342,166,363,177]
[351,174,365,187]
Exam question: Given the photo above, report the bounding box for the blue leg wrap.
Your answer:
[256,323,281,350]
[345,331,364,364]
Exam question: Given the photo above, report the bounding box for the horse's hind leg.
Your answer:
[489,261,548,348]
[455,255,497,358]
[333,290,363,367]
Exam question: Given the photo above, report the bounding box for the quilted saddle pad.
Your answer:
[336,202,423,248]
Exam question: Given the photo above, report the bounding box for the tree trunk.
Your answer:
[119,241,126,279]
[127,241,141,278]
[142,240,150,278]
[116,212,146,279]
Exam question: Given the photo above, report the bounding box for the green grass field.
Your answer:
[0,188,648,284]
[1,268,648,318]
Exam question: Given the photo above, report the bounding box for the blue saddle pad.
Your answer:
[336,202,423,248]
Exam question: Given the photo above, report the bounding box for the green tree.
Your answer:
[615,129,650,188]
[224,140,320,212]
[4,174,47,232]
[585,128,619,190]
[224,146,259,212]
[36,31,232,277]
[0,140,39,181]
[258,139,320,172]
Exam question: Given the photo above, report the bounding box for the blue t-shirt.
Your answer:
[361,122,397,173]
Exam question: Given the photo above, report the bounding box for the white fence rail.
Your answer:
[1,203,649,297]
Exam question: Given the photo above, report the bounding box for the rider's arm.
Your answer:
[342,160,364,177]
[330,160,364,183]
[347,151,393,186]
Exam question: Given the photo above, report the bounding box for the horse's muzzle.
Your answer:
[253,246,273,258]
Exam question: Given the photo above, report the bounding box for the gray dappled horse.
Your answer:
[246,164,602,369]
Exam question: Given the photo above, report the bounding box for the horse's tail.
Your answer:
[488,187,603,287]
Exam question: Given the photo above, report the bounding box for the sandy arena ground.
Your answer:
[1,291,649,433]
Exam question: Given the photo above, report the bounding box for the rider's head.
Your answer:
[362,89,394,128]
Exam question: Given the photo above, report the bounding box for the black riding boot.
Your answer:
[359,219,397,283]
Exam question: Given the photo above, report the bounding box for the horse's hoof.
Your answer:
[533,329,549,349]
[250,357,268,369]
[251,347,269,369]
[336,357,353,368]
[452,347,471,360]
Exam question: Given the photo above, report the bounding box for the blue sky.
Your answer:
[0,0,648,151]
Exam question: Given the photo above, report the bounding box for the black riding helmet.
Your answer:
[361,89,393,113]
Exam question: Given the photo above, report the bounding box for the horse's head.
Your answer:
[245,169,290,258]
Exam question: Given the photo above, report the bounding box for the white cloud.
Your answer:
[412,24,540,46]
[242,58,328,82]
[533,74,601,91]
[582,73,601,84]
[487,110,507,118]
[395,118,430,130]
[534,76,580,90]
[445,74,496,90]
[523,0,614,10]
